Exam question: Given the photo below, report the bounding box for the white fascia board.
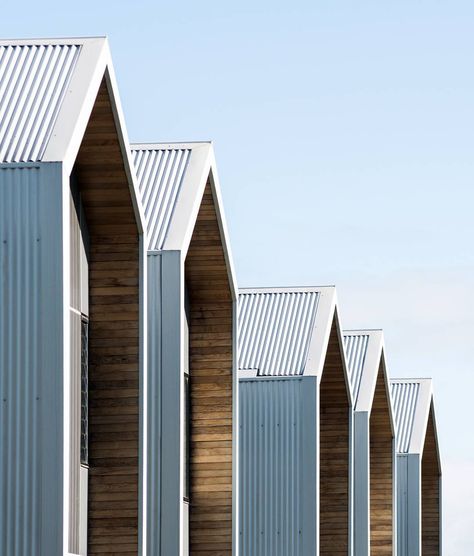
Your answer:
[207,150,238,302]
[42,37,107,170]
[408,379,433,455]
[304,286,336,379]
[429,399,442,473]
[102,49,146,234]
[332,303,355,408]
[353,330,383,413]
[380,350,398,437]
[162,142,212,252]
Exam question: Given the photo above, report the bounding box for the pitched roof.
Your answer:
[238,286,337,378]
[131,142,238,297]
[0,36,145,227]
[391,378,439,456]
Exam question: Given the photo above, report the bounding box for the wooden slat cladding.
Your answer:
[369,365,394,555]
[73,78,140,555]
[422,412,440,556]
[185,182,233,555]
[320,320,350,556]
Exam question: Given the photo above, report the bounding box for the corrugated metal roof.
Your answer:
[0,43,81,162]
[391,381,420,453]
[132,146,192,251]
[343,333,369,402]
[238,289,320,376]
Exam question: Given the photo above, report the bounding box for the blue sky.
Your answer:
[2,1,473,552]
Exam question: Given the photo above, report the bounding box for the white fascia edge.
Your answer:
[304,286,336,379]
[353,330,383,413]
[43,37,146,234]
[408,379,433,456]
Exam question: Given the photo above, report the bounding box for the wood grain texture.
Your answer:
[369,364,394,555]
[186,183,234,555]
[422,411,441,556]
[73,78,140,556]
[319,320,350,556]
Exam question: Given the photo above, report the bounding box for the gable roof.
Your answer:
[391,378,440,460]
[343,329,396,433]
[131,141,238,298]
[0,36,145,228]
[238,286,339,378]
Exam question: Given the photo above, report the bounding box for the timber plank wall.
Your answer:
[320,320,350,556]
[422,413,441,556]
[370,365,394,555]
[75,79,140,555]
[186,182,234,555]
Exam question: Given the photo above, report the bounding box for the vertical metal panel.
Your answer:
[146,253,162,555]
[397,456,409,556]
[238,291,320,376]
[239,377,317,556]
[0,44,81,163]
[391,382,420,453]
[396,454,422,556]
[353,411,369,556]
[343,333,369,402]
[0,164,64,555]
[132,148,191,251]
[69,310,81,553]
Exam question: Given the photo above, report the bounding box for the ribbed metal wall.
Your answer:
[0,167,42,554]
[343,333,369,402]
[132,147,191,250]
[240,378,316,556]
[0,44,81,163]
[238,290,319,376]
[391,381,420,453]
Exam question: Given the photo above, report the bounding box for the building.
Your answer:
[131,142,239,555]
[238,287,353,556]
[0,38,147,555]
[343,330,396,555]
[391,379,442,556]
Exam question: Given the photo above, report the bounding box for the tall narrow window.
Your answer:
[184,372,190,500]
[80,318,89,466]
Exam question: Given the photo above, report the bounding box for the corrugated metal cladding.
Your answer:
[391,381,420,453]
[0,167,42,554]
[0,43,81,163]
[343,333,369,402]
[238,290,319,376]
[132,147,191,250]
[240,379,304,556]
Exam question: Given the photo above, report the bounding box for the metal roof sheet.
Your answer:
[343,333,370,402]
[132,146,191,250]
[238,288,321,376]
[0,42,81,162]
[391,380,420,453]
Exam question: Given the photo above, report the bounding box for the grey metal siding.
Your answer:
[146,252,163,555]
[238,291,319,376]
[353,411,369,556]
[239,377,317,556]
[0,44,81,163]
[396,454,421,556]
[0,163,64,555]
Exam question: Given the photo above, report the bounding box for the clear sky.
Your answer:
[2,1,473,552]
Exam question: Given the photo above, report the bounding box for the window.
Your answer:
[80,318,89,466]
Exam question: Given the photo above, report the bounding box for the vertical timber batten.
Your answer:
[369,365,394,555]
[72,78,141,555]
[319,319,350,556]
[185,182,234,555]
